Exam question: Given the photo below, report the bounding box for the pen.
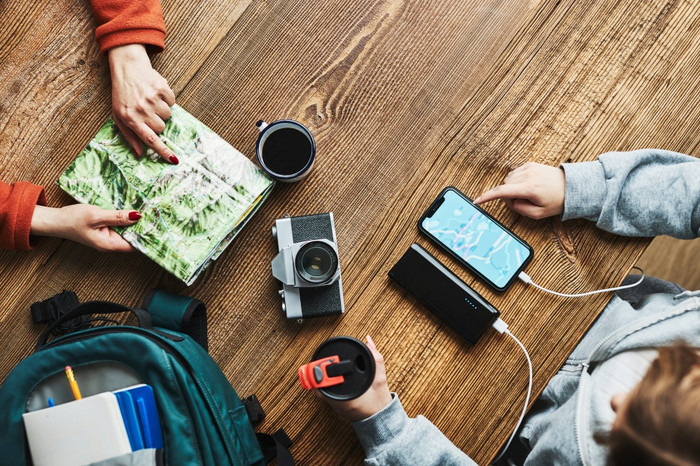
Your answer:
[65,366,82,400]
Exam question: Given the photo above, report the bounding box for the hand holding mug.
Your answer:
[315,335,393,422]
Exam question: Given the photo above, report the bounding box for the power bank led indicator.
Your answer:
[388,243,500,345]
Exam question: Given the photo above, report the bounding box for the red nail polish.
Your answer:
[169,155,179,164]
[129,211,142,220]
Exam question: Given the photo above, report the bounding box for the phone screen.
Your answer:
[420,188,532,290]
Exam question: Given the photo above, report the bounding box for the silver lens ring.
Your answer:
[295,241,339,284]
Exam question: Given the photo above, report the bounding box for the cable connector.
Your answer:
[492,317,509,334]
[517,271,532,284]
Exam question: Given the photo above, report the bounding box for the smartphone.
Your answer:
[388,243,499,345]
[418,186,533,291]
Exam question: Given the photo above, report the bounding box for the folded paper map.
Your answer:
[58,105,274,285]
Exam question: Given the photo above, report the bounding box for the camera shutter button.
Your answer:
[281,302,286,313]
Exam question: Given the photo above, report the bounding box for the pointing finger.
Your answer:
[133,123,178,164]
[474,184,533,204]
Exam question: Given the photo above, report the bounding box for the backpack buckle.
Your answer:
[242,394,266,424]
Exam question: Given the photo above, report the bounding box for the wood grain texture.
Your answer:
[2,0,700,464]
[636,236,700,291]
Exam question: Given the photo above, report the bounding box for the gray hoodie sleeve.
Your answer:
[351,394,477,466]
[561,149,700,239]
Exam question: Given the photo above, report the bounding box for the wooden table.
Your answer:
[2,0,700,463]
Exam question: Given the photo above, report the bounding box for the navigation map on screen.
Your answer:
[421,189,530,288]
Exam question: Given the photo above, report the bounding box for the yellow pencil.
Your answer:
[64,366,82,400]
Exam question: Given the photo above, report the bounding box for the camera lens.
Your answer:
[295,241,339,284]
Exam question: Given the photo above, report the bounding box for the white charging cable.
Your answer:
[518,266,645,298]
[490,318,532,465]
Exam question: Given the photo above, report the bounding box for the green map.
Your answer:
[58,105,274,285]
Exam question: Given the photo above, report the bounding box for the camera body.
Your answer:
[271,213,345,319]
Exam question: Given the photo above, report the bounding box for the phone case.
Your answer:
[418,186,533,291]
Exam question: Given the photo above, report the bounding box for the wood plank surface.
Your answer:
[2,0,700,464]
[637,236,700,291]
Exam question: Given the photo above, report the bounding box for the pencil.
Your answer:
[64,366,82,400]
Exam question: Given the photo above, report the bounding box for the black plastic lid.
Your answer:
[313,336,376,401]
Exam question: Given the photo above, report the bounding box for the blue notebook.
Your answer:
[114,390,145,450]
[114,384,164,449]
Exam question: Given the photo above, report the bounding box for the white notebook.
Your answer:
[23,392,131,466]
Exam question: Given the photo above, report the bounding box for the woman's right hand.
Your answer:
[108,44,177,164]
[474,162,566,219]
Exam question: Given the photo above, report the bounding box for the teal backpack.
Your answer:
[0,290,293,466]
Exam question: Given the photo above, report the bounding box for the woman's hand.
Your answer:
[318,335,393,422]
[108,44,178,164]
[475,162,566,219]
[31,204,141,252]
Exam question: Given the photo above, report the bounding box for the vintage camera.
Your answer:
[271,213,345,319]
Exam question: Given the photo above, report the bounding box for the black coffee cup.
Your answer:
[255,119,316,182]
[310,336,376,401]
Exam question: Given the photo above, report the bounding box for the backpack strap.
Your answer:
[142,290,208,352]
[31,290,81,326]
[256,430,294,466]
[243,395,294,465]
[36,301,153,350]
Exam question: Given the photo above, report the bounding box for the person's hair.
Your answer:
[605,342,700,466]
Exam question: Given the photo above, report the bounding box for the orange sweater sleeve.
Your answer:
[90,0,166,53]
[0,181,47,250]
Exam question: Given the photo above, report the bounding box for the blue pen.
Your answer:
[47,398,55,408]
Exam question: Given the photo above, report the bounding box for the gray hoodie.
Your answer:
[351,149,700,465]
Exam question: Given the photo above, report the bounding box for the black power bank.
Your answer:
[388,243,500,345]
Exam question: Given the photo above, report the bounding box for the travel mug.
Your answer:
[298,336,376,401]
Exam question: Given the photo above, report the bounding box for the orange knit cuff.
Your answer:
[98,28,165,54]
[14,183,47,250]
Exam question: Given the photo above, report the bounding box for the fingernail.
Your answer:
[474,196,482,203]
[366,335,375,347]
[128,211,142,220]
[169,155,179,164]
